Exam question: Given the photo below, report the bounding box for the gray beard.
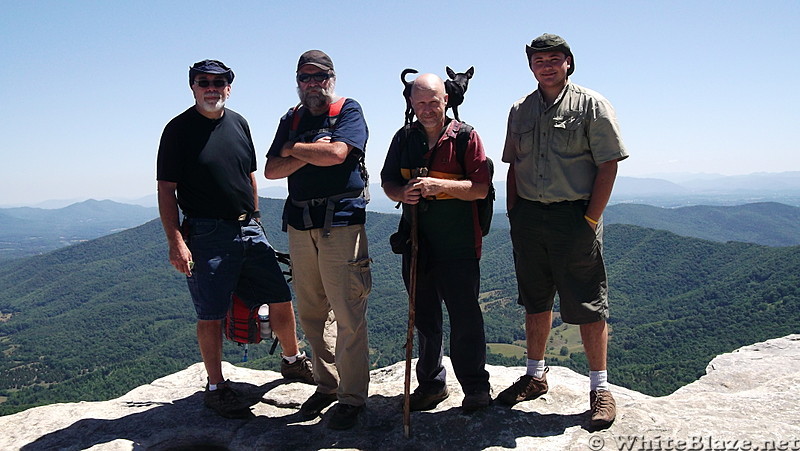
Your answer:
[297,84,335,111]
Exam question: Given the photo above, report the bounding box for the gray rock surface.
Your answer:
[2,335,798,450]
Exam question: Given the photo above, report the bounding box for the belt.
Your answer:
[526,199,588,207]
[184,210,259,223]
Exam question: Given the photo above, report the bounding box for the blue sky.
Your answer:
[1,1,798,206]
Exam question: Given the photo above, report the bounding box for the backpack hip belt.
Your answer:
[290,188,365,237]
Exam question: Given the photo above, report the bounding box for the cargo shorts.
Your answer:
[509,198,609,324]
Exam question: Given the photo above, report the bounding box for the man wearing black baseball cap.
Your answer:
[157,59,313,418]
[499,34,628,430]
[265,50,371,430]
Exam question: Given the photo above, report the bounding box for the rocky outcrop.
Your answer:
[2,335,799,450]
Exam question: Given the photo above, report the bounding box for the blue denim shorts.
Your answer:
[184,217,292,320]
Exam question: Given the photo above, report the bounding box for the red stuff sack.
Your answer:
[224,294,262,344]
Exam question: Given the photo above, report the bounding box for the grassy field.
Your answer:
[488,321,592,361]
[487,342,526,358]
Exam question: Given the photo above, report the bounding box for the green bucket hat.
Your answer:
[525,33,574,76]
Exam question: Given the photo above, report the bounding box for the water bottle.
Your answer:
[258,304,273,340]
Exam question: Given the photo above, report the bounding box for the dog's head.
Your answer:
[446,66,474,86]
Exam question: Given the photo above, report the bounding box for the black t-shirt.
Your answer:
[157,107,257,219]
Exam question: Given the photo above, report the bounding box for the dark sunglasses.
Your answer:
[297,72,331,83]
[194,79,228,88]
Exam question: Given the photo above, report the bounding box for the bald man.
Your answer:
[381,73,492,412]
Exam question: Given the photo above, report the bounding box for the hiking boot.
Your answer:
[327,403,364,430]
[407,386,450,411]
[590,390,616,429]
[462,391,492,412]
[496,367,549,405]
[299,391,338,419]
[281,354,315,385]
[203,380,251,419]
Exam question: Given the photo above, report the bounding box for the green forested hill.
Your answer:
[604,202,800,246]
[0,199,798,414]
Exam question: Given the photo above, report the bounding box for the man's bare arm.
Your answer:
[585,159,619,228]
[157,180,193,275]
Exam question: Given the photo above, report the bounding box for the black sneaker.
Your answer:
[299,391,338,419]
[327,403,364,430]
[462,391,492,412]
[407,387,450,411]
[203,380,251,419]
[281,354,315,385]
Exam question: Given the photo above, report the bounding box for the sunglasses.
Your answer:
[297,72,332,83]
[194,79,228,88]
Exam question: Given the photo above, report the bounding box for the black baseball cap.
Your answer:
[189,59,235,86]
[526,34,575,75]
[297,50,334,72]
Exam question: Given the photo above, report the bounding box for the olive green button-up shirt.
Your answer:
[502,82,628,203]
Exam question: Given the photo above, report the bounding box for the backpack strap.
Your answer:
[454,122,473,167]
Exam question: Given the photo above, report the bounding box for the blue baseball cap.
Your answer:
[189,59,235,86]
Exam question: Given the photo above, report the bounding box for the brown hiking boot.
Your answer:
[327,403,364,430]
[281,354,315,384]
[407,386,450,411]
[590,390,616,429]
[462,390,492,412]
[300,391,338,419]
[496,367,549,405]
[203,380,251,419]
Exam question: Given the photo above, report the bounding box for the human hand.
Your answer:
[280,141,294,158]
[413,176,445,198]
[169,241,194,276]
[402,180,423,205]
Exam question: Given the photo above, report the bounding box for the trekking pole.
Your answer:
[404,167,426,438]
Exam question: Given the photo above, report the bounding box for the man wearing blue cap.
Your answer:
[157,59,313,419]
[499,34,628,430]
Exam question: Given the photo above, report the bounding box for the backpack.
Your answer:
[225,294,262,345]
[285,98,371,236]
[452,123,495,237]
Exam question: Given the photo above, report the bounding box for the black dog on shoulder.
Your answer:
[401,68,418,125]
[445,66,474,122]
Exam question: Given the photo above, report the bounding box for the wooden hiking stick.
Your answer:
[404,167,427,438]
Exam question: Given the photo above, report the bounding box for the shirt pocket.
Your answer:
[551,112,586,156]
[511,122,536,159]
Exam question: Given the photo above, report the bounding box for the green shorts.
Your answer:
[509,199,609,324]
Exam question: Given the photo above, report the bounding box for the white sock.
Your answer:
[283,351,306,364]
[526,359,546,378]
[590,370,609,392]
[208,383,218,391]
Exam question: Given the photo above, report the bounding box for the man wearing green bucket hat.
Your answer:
[499,34,628,430]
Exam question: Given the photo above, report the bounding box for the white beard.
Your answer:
[197,97,226,114]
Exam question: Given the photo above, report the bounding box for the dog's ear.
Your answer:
[466,66,475,79]
[446,66,456,80]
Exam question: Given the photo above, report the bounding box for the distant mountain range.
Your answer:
[2,196,799,263]
[0,198,798,416]
[5,171,797,210]
[0,200,158,261]
[604,202,800,246]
